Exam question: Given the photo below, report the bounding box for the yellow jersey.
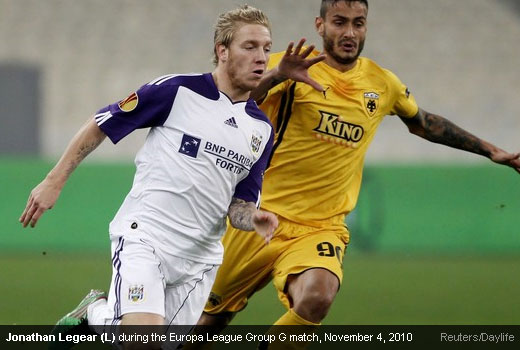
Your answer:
[259,50,419,227]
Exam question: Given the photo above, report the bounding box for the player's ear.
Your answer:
[216,44,229,63]
[315,16,325,37]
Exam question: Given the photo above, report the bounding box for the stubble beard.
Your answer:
[323,29,365,66]
[226,55,256,94]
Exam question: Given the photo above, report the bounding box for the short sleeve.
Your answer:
[94,82,177,144]
[386,70,419,119]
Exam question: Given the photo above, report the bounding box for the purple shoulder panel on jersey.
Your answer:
[233,102,274,205]
[244,99,271,124]
[94,73,219,144]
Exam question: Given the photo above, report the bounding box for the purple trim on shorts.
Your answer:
[111,237,124,265]
[112,237,125,321]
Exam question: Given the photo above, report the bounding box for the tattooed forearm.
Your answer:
[250,68,288,102]
[63,137,104,177]
[424,113,490,156]
[228,198,256,231]
[77,137,103,162]
[47,120,106,185]
[403,109,492,158]
[270,76,286,89]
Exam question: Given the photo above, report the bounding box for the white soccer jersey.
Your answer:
[94,73,273,264]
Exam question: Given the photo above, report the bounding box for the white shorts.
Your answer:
[105,234,219,325]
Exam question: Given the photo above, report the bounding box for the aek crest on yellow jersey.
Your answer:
[363,92,379,117]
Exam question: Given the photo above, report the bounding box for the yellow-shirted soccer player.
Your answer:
[197,0,520,333]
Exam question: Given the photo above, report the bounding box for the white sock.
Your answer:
[87,298,109,326]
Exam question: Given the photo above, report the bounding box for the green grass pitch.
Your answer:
[2,253,519,325]
[2,160,519,325]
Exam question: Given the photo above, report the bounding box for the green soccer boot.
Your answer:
[49,289,107,349]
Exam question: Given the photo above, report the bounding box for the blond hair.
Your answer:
[213,5,271,66]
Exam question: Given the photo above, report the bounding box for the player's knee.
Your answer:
[289,270,339,322]
[294,288,335,320]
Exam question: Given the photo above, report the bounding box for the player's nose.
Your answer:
[343,23,355,38]
[254,48,267,64]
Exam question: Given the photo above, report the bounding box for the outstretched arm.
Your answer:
[250,38,326,102]
[400,108,520,173]
[227,198,279,243]
[20,118,107,227]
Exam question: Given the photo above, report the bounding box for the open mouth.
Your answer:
[341,41,356,52]
[253,69,264,75]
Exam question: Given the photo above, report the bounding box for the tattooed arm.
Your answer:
[227,198,278,243]
[20,118,107,227]
[400,108,520,173]
[249,69,289,103]
[250,38,325,102]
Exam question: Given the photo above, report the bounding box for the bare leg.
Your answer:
[286,268,339,323]
[121,312,165,350]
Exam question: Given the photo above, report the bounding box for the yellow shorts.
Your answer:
[205,215,349,314]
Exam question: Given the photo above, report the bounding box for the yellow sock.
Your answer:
[273,308,320,326]
[261,309,319,350]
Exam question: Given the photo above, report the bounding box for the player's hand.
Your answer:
[19,178,62,228]
[252,210,278,244]
[276,38,326,92]
[490,150,520,174]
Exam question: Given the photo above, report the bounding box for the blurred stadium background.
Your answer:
[1,0,519,325]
